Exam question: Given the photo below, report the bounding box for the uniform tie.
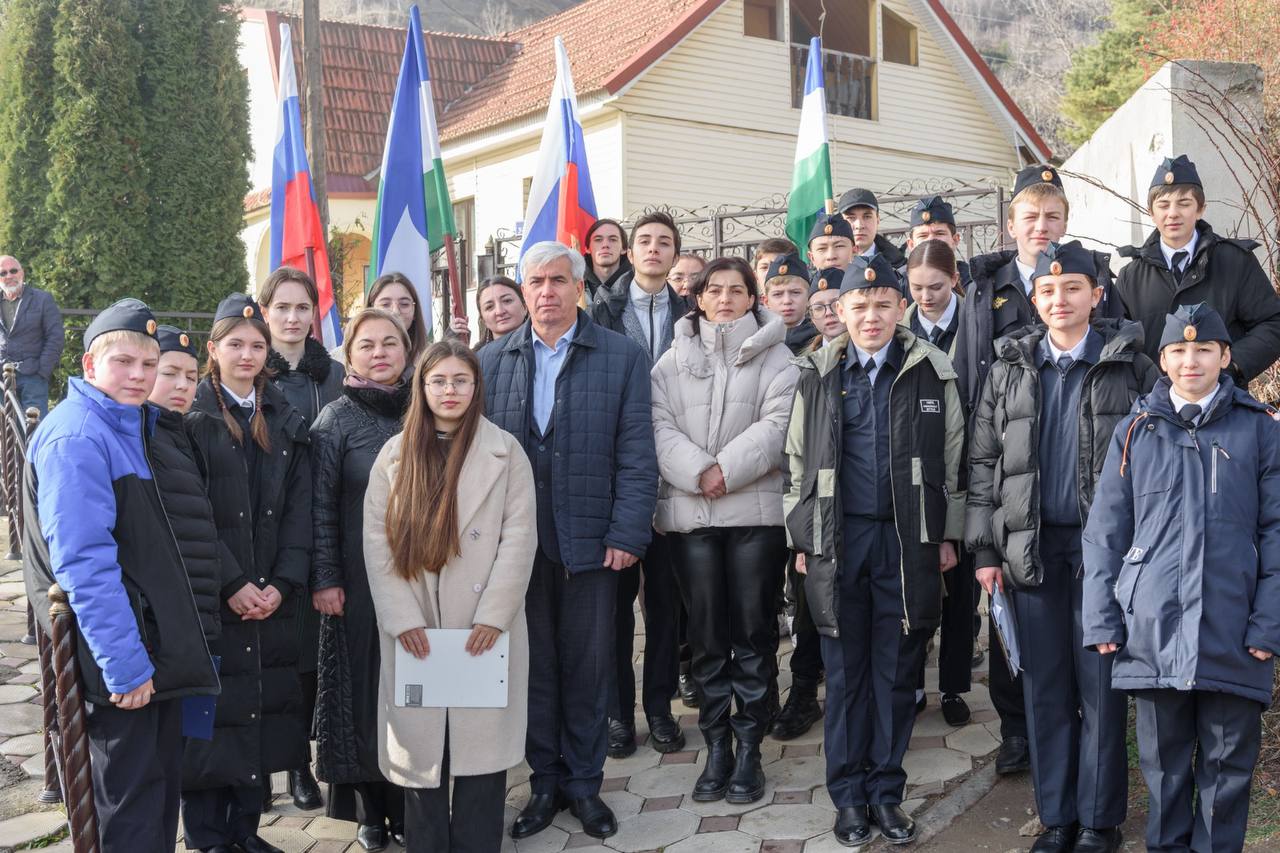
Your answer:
[1056,354,1074,374]
[929,326,943,345]
[1171,250,1189,284]
[1178,403,1202,427]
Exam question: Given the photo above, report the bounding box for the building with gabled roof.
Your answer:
[239,0,1050,327]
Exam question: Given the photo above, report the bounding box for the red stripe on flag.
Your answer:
[555,162,595,253]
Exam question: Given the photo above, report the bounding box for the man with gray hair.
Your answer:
[478,241,658,842]
[0,255,63,416]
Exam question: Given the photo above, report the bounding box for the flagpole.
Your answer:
[442,233,464,319]
[304,247,324,339]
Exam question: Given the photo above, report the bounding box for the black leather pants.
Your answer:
[669,526,787,744]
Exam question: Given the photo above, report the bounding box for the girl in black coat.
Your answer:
[310,309,412,851]
[182,294,313,853]
[260,266,345,810]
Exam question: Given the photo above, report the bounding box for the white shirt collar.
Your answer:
[1015,259,1036,295]
[917,293,957,336]
[1160,231,1199,272]
[860,243,877,259]
[1045,330,1091,364]
[221,383,255,412]
[1169,385,1219,417]
[853,342,889,372]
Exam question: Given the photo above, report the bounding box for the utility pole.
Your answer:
[301,0,330,235]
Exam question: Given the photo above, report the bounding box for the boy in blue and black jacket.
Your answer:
[23,299,216,852]
[1084,304,1280,853]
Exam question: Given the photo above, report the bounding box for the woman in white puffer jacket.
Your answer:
[650,255,799,807]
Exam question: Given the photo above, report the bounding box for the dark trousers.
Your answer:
[670,525,787,743]
[1013,525,1127,829]
[181,785,263,849]
[15,373,49,417]
[525,549,617,799]
[86,698,182,852]
[1136,689,1263,853]
[405,736,506,853]
[334,780,405,828]
[822,519,928,807]
[612,531,680,720]
[787,555,823,682]
[987,595,1027,738]
[915,550,975,694]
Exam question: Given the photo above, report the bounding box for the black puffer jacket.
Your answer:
[183,379,312,791]
[584,254,632,302]
[150,408,233,642]
[310,384,409,785]
[1114,220,1280,383]
[965,319,1160,589]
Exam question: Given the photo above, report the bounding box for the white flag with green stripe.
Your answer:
[785,37,833,262]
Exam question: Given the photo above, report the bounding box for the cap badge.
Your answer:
[145,319,157,335]
[1041,170,1054,182]
[865,268,877,282]
[778,264,788,275]
[921,211,932,223]
[818,278,828,290]
[823,223,833,235]
[1049,261,1063,276]
[242,305,255,319]
[179,333,190,347]
[1184,324,1198,341]
[1164,172,1175,184]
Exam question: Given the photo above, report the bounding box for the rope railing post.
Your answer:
[1,364,18,561]
[36,624,61,804]
[48,583,100,852]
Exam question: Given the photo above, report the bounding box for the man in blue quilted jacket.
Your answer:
[479,240,658,843]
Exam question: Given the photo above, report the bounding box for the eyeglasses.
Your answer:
[0,268,19,276]
[425,377,474,395]
[808,303,838,318]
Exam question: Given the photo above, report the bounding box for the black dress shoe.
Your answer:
[1074,826,1122,853]
[971,648,986,668]
[237,837,285,853]
[995,735,1030,774]
[569,795,618,839]
[288,767,323,810]
[692,734,733,801]
[678,672,699,708]
[388,823,406,847]
[914,693,927,715]
[355,824,388,851]
[647,714,686,753]
[870,804,917,845]
[834,806,872,847]
[772,677,823,741]
[607,718,637,759]
[201,847,237,853]
[1030,824,1078,852]
[510,793,565,839]
[940,693,971,726]
[725,741,765,804]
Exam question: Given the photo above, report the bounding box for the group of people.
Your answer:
[19,153,1280,853]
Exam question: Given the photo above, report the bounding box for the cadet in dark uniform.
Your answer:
[837,187,907,271]
[1084,304,1280,853]
[785,253,966,847]
[899,195,972,286]
[967,241,1159,853]
[808,212,857,272]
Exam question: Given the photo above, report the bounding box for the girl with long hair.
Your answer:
[363,340,536,853]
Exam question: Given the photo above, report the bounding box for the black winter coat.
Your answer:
[150,408,233,643]
[183,379,312,791]
[309,384,409,786]
[478,311,658,570]
[955,249,1120,412]
[1114,221,1280,384]
[965,320,1160,588]
[584,254,632,302]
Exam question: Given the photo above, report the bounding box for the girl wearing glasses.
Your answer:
[363,339,536,852]
[309,308,412,851]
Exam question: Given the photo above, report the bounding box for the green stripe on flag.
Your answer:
[424,157,456,253]
[786,144,832,262]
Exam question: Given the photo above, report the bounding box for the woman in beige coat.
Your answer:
[650,256,799,806]
[363,340,537,853]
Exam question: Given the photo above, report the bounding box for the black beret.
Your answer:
[156,324,197,359]
[836,187,879,213]
[910,195,955,229]
[1159,303,1230,350]
[83,298,158,350]
[1013,164,1063,198]
[808,213,854,244]
[1151,154,1201,189]
[1031,240,1098,283]
[764,252,809,285]
[809,267,844,297]
[214,293,265,325]
[839,254,902,295]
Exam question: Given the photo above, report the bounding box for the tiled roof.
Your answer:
[437,0,716,141]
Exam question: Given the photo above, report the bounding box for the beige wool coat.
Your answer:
[651,310,799,534]
[362,417,537,788]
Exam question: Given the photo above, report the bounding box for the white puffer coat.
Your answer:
[650,310,799,534]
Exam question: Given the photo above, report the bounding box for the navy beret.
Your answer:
[1151,154,1201,189]
[1159,303,1230,350]
[808,213,854,244]
[1013,164,1063,198]
[156,324,197,359]
[214,293,265,325]
[764,252,809,285]
[83,298,158,350]
[840,254,902,295]
[1032,241,1097,283]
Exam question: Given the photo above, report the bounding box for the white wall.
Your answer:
[1062,61,1275,270]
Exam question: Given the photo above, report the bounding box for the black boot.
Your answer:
[288,767,322,810]
[763,678,781,736]
[725,741,765,804]
[772,676,822,741]
[677,669,699,708]
[692,732,733,801]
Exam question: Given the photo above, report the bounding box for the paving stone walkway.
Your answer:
[0,533,1001,852]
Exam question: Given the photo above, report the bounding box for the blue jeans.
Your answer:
[14,373,49,418]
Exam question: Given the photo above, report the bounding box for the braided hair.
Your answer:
[205,316,273,452]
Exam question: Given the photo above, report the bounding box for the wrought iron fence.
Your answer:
[483,181,1009,281]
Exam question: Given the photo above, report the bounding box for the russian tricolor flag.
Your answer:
[518,36,597,277]
[270,23,342,349]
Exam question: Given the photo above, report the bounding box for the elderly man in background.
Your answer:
[0,255,63,415]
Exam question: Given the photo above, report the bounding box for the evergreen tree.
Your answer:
[1060,0,1172,146]
[0,0,58,275]
[138,0,251,312]
[44,0,151,319]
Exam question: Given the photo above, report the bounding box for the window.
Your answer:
[744,0,780,40]
[790,0,872,57]
[789,0,875,120]
[883,8,917,66]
